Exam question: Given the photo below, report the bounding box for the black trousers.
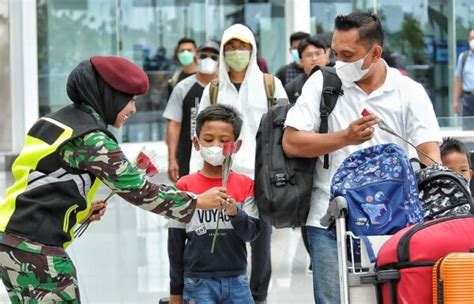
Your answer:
[250,220,272,301]
[462,94,474,130]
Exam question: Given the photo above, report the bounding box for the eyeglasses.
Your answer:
[302,51,326,59]
[199,53,219,61]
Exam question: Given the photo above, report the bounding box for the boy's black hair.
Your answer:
[441,137,471,167]
[297,36,328,58]
[290,31,310,44]
[196,104,243,140]
[334,12,384,47]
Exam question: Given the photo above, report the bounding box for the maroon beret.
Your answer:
[90,56,149,95]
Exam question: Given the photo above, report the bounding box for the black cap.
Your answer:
[197,40,220,53]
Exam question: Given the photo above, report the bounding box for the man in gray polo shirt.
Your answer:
[164,41,220,182]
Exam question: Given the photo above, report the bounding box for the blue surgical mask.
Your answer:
[291,49,300,63]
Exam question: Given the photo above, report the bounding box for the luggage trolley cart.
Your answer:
[322,197,396,304]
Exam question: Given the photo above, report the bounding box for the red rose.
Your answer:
[136,152,151,170]
[361,108,372,117]
[146,163,159,177]
[222,142,235,157]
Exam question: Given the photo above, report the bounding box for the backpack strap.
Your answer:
[209,74,274,107]
[460,50,469,78]
[263,73,276,108]
[318,66,343,169]
[167,68,182,88]
[209,80,219,105]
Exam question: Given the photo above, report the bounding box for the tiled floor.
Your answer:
[0,167,315,303]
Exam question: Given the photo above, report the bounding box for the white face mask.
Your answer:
[199,145,225,166]
[198,57,218,74]
[470,40,474,51]
[335,48,374,83]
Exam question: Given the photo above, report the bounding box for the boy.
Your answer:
[440,137,472,182]
[168,104,260,304]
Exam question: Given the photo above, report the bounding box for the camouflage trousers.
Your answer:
[0,243,80,303]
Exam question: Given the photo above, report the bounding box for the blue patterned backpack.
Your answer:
[330,143,424,237]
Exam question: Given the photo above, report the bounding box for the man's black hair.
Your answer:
[313,32,333,50]
[441,137,471,167]
[196,104,243,139]
[290,31,310,44]
[334,12,384,47]
[297,36,328,58]
[174,38,197,61]
[177,37,196,49]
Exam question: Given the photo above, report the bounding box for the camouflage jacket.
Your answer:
[59,104,196,223]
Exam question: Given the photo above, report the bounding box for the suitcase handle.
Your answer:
[377,270,400,304]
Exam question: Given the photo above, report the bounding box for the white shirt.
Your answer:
[284,65,442,228]
[163,74,201,123]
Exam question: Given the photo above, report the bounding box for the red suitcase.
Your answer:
[375,216,474,304]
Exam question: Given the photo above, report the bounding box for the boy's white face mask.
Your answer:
[200,145,225,166]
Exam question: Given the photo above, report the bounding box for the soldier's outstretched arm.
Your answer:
[60,131,225,223]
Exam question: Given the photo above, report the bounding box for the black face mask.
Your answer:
[66,60,132,125]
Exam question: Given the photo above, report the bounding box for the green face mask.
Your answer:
[178,50,195,66]
[224,50,251,72]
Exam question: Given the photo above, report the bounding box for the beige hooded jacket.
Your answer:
[190,24,288,177]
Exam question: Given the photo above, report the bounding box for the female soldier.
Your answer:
[0,56,227,303]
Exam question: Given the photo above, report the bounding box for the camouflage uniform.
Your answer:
[59,105,196,221]
[0,233,78,303]
[0,104,197,303]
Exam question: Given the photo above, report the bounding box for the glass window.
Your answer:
[310,1,466,124]
[37,0,117,115]
[310,0,352,34]
[377,1,456,123]
[0,0,10,152]
[37,0,285,143]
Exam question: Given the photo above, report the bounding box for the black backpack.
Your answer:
[254,66,343,228]
[416,164,474,220]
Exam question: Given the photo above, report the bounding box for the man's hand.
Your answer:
[79,200,107,224]
[452,78,463,116]
[196,187,227,210]
[168,159,180,183]
[169,294,182,304]
[452,100,461,115]
[344,115,379,145]
[224,197,238,217]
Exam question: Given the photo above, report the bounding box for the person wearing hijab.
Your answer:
[190,24,288,304]
[0,56,227,303]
